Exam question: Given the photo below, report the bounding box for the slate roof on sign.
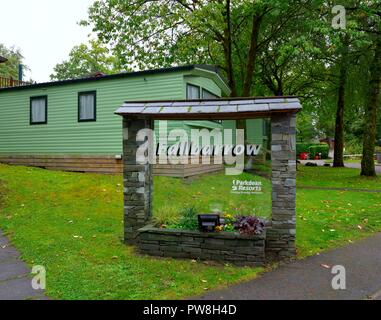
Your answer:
[115,97,302,119]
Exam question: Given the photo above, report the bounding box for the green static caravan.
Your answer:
[0,65,266,177]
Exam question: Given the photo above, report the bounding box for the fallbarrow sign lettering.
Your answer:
[133,124,261,175]
[154,142,262,158]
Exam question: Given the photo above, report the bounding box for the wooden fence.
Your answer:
[0,77,29,88]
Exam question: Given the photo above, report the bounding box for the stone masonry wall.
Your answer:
[122,111,298,262]
[137,226,266,267]
[267,113,297,259]
[123,118,154,243]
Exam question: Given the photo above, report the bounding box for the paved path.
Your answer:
[345,162,381,173]
[300,160,381,174]
[197,233,381,300]
[0,230,47,300]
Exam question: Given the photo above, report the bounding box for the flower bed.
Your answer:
[161,207,266,235]
[135,225,266,266]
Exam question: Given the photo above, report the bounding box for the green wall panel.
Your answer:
[184,76,222,98]
[0,72,224,155]
[246,119,264,145]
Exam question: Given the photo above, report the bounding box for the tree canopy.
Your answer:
[50,0,381,175]
[50,40,125,80]
[80,0,325,96]
[0,44,25,79]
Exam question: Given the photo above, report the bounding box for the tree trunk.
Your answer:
[242,14,262,96]
[239,13,262,169]
[223,0,237,97]
[333,36,350,168]
[361,36,381,177]
[333,64,346,167]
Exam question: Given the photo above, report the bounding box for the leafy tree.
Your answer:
[300,1,368,167]
[0,44,25,79]
[81,0,321,165]
[297,112,320,142]
[50,40,124,80]
[352,1,381,177]
[82,0,316,97]
[71,0,379,173]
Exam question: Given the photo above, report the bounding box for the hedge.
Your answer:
[296,143,329,159]
[309,144,329,159]
[296,143,312,155]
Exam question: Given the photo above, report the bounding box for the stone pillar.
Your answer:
[267,113,297,260]
[123,117,154,243]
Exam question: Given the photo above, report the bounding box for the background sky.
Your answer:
[0,0,95,82]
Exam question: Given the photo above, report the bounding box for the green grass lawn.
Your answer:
[0,164,261,300]
[324,159,363,164]
[0,163,380,299]
[154,172,271,225]
[296,188,381,256]
[297,166,380,189]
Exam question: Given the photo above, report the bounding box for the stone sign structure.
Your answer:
[115,97,301,264]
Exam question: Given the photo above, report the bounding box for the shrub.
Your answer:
[344,142,363,155]
[296,143,326,155]
[154,205,180,226]
[168,207,199,230]
[309,144,329,159]
[234,216,265,235]
[296,143,312,155]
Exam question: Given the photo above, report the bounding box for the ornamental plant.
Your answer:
[234,216,265,236]
[167,207,199,230]
[220,214,235,232]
